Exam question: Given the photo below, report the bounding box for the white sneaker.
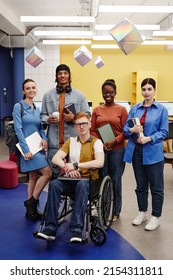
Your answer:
[132,211,147,226]
[145,216,160,231]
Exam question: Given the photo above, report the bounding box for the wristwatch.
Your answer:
[73,162,78,170]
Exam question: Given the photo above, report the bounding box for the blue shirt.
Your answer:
[13,100,49,172]
[123,100,169,164]
[13,100,47,154]
[40,87,90,149]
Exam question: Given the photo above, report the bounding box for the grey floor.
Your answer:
[0,135,173,260]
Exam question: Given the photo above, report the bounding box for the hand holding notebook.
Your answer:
[16,131,42,157]
[64,103,76,115]
[128,117,144,143]
[97,123,116,144]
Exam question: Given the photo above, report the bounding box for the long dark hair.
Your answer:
[22,78,35,99]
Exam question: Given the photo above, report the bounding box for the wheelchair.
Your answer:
[33,173,114,246]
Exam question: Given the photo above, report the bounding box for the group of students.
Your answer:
[13,64,168,243]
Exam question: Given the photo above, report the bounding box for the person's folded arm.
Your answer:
[52,150,67,168]
[78,152,104,170]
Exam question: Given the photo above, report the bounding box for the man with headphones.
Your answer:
[40,64,90,177]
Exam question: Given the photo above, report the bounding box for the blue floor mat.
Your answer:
[0,183,144,260]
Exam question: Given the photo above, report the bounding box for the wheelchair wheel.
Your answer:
[97,175,114,229]
[57,196,71,224]
[90,226,107,246]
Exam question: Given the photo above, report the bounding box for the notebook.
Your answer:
[97,123,116,144]
[64,103,76,115]
[128,117,144,143]
[16,131,42,157]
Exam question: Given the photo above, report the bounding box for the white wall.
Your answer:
[24,44,60,101]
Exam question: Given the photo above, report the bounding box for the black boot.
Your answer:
[24,197,42,221]
[36,199,43,220]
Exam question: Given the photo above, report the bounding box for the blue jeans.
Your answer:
[132,144,164,217]
[101,148,125,216]
[44,178,90,234]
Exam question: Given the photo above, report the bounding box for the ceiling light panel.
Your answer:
[34,30,93,38]
[95,24,160,31]
[20,16,95,23]
[153,31,173,36]
[43,40,91,45]
[99,6,173,13]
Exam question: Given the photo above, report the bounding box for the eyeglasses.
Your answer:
[74,122,90,128]
[102,90,115,95]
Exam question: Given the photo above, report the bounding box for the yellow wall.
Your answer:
[60,44,173,109]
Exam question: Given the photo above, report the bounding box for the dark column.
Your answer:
[13,48,25,104]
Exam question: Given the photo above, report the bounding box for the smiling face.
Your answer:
[102,85,116,105]
[56,70,70,87]
[23,81,37,99]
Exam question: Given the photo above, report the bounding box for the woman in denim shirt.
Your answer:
[13,79,52,221]
[123,78,168,231]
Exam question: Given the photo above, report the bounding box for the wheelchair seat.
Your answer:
[33,174,114,246]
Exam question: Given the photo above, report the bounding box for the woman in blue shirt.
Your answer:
[123,78,168,231]
[13,79,52,221]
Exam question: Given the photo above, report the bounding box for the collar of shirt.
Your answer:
[77,135,93,142]
[138,99,158,109]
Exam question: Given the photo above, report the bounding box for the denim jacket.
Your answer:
[123,100,168,164]
[40,87,90,149]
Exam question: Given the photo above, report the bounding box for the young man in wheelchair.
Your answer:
[36,112,104,243]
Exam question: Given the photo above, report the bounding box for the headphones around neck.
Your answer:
[56,84,72,94]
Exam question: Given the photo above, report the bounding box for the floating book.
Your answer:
[97,123,116,144]
[64,103,76,115]
[16,131,42,157]
[128,117,144,143]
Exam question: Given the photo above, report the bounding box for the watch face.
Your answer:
[73,162,78,169]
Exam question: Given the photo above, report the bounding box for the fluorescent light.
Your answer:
[95,24,160,31]
[143,40,173,45]
[153,31,173,36]
[91,44,119,49]
[20,16,95,23]
[136,25,160,30]
[91,41,173,48]
[43,40,91,45]
[99,6,173,13]
[34,30,93,38]
[93,35,114,41]
[93,35,146,41]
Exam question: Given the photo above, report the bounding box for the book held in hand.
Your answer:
[128,117,144,143]
[64,103,76,115]
[16,131,42,157]
[97,123,116,144]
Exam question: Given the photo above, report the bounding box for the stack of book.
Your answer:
[128,117,144,143]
